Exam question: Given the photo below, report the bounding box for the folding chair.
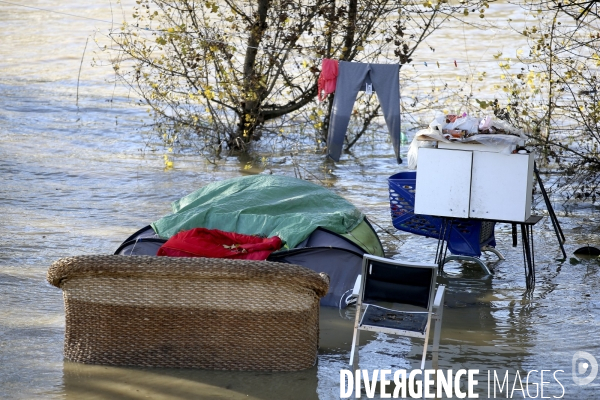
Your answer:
[349,255,446,371]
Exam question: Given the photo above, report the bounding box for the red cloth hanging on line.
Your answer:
[317,58,339,101]
[157,228,283,260]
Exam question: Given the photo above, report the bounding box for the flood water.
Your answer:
[2,1,600,399]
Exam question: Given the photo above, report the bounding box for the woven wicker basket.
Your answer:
[47,255,329,371]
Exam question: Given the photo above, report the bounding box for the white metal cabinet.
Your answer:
[414,147,534,222]
[469,151,534,221]
[413,148,472,218]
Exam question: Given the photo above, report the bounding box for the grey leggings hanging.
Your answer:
[326,61,402,163]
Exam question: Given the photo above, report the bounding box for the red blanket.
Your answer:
[157,228,283,260]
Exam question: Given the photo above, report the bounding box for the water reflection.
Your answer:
[62,362,317,400]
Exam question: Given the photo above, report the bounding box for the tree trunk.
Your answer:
[233,0,270,149]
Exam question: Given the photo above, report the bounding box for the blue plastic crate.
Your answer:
[388,171,495,257]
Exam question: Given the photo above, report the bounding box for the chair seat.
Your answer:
[360,305,428,335]
[349,255,446,371]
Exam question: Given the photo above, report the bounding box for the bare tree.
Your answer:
[483,0,600,201]
[108,0,491,157]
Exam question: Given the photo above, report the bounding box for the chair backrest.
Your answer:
[361,255,437,310]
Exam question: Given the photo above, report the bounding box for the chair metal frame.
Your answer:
[349,254,445,371]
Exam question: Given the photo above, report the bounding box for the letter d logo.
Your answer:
[572,351,598,385]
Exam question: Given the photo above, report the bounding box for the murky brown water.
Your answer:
[2,1,600,399]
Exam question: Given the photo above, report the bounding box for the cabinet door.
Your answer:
[469,152,533,221]
[414,148,472,218]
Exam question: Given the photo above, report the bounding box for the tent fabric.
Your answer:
[268,247,363,307]
[116,238,166,256]
[341,219,384,257]
[294,227,368,253]
[151,175,364,250]
[157,228,282,260]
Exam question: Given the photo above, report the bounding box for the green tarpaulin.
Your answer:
[151,175,367,250]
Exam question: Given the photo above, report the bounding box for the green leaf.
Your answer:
[476,99,489,109]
